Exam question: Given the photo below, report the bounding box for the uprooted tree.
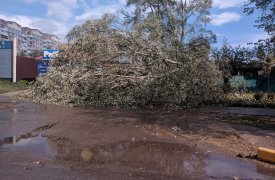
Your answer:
[25,0,222,108]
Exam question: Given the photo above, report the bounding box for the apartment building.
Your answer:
[0,18,61,57]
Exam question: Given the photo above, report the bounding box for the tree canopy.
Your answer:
[244,0,275,46]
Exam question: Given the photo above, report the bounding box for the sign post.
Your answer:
[13,38,17,82]
[37,49,59,76]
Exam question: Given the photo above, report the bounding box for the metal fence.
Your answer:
[230,75,275,92]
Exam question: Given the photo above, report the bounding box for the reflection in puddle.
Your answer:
[0,134,53,157]
[0,102,15,110]
[48,139,275,179]
[1,134,275,179]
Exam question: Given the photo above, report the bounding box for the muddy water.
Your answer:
[0,96,275,179]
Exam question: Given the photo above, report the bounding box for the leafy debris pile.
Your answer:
[24,1,223,108]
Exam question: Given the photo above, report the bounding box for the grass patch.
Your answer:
[223,93,275,108]
[222,115,275,130]
[0,80,30,94]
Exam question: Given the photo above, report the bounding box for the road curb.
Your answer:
[257,147,275,164]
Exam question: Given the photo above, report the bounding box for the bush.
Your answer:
[224,92,275,108]
[267,93,274,100]
[254,92,264,100]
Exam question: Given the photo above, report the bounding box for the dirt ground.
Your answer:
[0,92,275,179]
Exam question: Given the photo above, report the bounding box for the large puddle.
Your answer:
[1,134,52,155]
[0,96,275,179]
[1,133,275,179]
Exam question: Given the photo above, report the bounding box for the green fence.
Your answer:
[230,76,275,92]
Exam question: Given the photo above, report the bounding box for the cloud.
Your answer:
[0,14,36,28]
[2,0,127,41]
[78,0,90,10]
[230,32,270,47]
[45,0,78,21]
[23,0,126,23]
[74,0,126,23]
[0,14,70,41]
[31,20,70,40]
[23,0,79,21]
[211,12,241,26]
[213,0,248,9]
[75,5,120,22]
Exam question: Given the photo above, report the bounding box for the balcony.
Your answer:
[21,43,28,47]
[0,34,9,40]
[0,31,8,36]
[21,46,28,50]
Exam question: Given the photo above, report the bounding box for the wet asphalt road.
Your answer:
[0,94,275,180]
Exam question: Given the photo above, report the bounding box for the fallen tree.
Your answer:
[24,1,223,108]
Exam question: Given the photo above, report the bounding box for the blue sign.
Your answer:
[0,41,13,49]
[43,49,59,60]
[38,61,50,76]
[38,49,58,76]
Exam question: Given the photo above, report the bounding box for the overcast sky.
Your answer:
[0,0,268,47]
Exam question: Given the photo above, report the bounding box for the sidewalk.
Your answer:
[205,107,275,117]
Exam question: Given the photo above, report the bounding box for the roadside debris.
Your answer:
[33,123,58,132]
[237,153,257,160]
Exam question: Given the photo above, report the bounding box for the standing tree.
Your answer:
[244,0,275,46]
[257,46,275,92]
[211,39,259,93]
[211,40,234,93]
[244,0,275,92]
[123,0,215,64]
